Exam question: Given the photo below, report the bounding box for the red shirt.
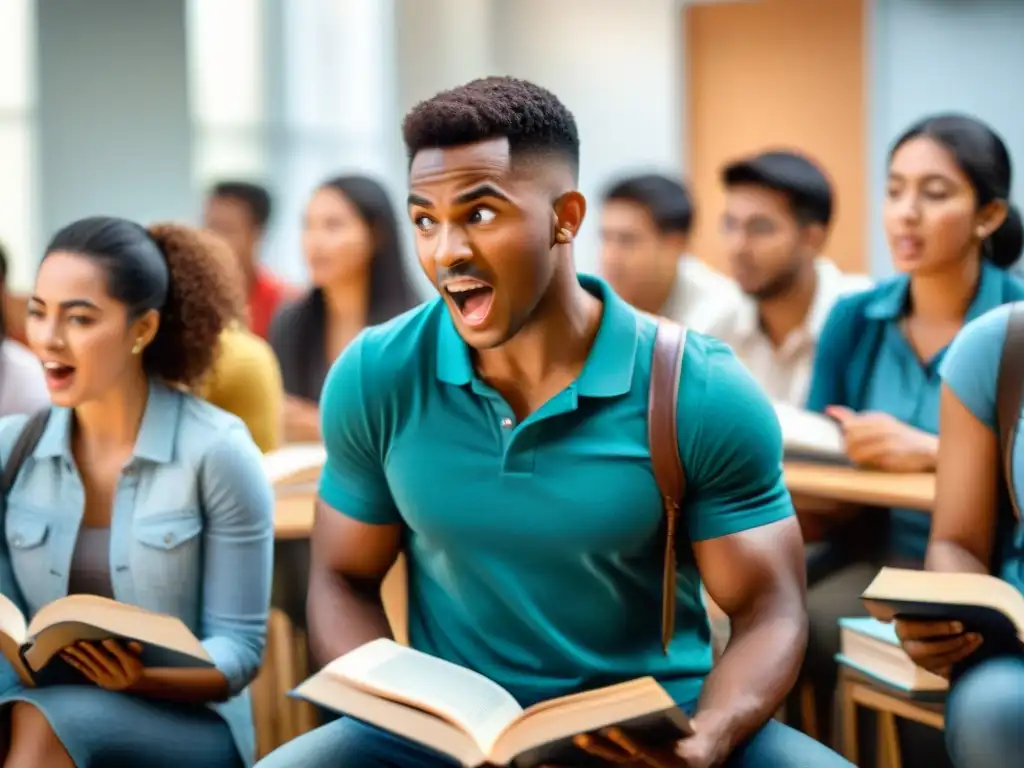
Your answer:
[248,268,293,339]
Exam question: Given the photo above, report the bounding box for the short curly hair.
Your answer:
[44,217,242,387]
[402,76,580,177]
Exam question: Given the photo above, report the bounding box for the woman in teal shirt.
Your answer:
[0,217,274,766]
[799,114,1024,746]
[897,302,1024,767]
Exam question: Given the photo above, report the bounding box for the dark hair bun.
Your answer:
[145,223,243,386]
[987,203,1024,269]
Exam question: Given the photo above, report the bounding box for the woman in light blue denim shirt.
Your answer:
[0,217,274,767]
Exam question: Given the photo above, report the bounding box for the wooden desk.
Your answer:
[274,491,315,539]
[784,462,935,511]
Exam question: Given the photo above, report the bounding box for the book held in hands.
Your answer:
[861,568,1024,657]
[291,639,692,768]
[0,593,213,686]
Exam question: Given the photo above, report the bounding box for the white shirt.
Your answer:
[660,256,744,334]
[0,339,49,417]
[705,259,873,407]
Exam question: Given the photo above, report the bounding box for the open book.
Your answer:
[263,442,326,487]
[0,593,213,686]
[862,568,1024,656]
[773,402,849,465]
[837,616,947,699]
[293,639,692,768]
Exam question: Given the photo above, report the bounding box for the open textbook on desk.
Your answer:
[0,593,213,686]
[773,402,850,465]
[292,639,692,767]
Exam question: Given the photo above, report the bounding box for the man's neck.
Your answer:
[758,263,818,348]
[476,265,602,405]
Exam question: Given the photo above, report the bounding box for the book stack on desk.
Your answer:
[836,616,947,699]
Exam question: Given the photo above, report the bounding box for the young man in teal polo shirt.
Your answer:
[257,78,851,767]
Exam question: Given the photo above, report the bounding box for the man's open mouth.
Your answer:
[444,278,495,327]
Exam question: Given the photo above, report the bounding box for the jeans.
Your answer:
[946,655,1024,768]
[256,712,855,767]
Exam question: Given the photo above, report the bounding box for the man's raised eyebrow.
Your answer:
[407,193,432,208]
[455,184,511,205]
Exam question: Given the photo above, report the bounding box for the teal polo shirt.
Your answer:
[940,304,1024,595]
[807,260,1024,561]
[318,275,793,708]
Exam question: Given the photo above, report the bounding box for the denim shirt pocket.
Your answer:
[130,509,203,616]
[5,507,54,611]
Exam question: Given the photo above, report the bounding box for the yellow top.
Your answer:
[201,323,283,453]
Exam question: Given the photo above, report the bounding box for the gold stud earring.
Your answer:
[555,228,572,244]
[132,340,143,355]
[977,226,988,240]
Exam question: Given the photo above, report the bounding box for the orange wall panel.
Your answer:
[685,0,867,273]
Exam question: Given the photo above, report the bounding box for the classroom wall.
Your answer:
[684,0,868,274]
[36,0,193,239]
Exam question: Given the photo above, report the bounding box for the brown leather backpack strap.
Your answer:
[648,320,688,654]
[996,302,1024,520]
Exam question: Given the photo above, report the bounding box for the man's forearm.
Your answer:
[307,569,394,668]
[691,598,807,761]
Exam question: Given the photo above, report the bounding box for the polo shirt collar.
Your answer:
[863,260,1006,322]
[435,274,638,398]
[33,378,182,463]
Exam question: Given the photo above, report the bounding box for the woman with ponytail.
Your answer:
[0,217,273,766]
[795,114,1024,756]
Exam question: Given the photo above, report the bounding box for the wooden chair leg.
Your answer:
[799,680,819,742]
[839,678,859,765]
[268,609,298,745]
[877,711,902,768]
[250,655,277,760]
[291,626,318,735]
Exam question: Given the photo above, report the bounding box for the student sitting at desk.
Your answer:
[800,114,1024,747]
[0,218,274,767]
[894,302,1024,768]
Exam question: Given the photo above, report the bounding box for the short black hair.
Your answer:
[0,240,7,286]
[402,76,580,178]
[603,174,695,235]
[722,150,833,227]
[209,180,273,229]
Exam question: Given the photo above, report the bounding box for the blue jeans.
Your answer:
[946,655,1024,768]
[256,712,854,767]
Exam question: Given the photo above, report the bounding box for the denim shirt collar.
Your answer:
[32,379,183,463]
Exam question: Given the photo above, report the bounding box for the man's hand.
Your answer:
[894,619,983,677]
[536,725,721,767]
[826,406,938,472]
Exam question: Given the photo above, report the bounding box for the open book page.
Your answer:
[492,679,684,765]
[294,672,487,767]
[328,639,523,753]
[0,593,30,683]
[773,402,846,462]
[263,443,326,487]
[863,569,1024,639]
[23,595,213,671]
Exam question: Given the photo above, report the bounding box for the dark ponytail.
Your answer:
[43,216,241,386]
[890,113,1020,269]
[987,203,1024,269]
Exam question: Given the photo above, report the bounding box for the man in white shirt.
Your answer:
[599,173,741,332]
[706,151,872,406]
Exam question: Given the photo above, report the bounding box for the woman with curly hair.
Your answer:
[0,217,274,767]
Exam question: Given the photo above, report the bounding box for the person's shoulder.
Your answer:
[945,303,1015,373]
[678,330,766,409]
[218,324,279,372]
[999,269,1024,300]
[176,387,253,450]
[0,412,33,464]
